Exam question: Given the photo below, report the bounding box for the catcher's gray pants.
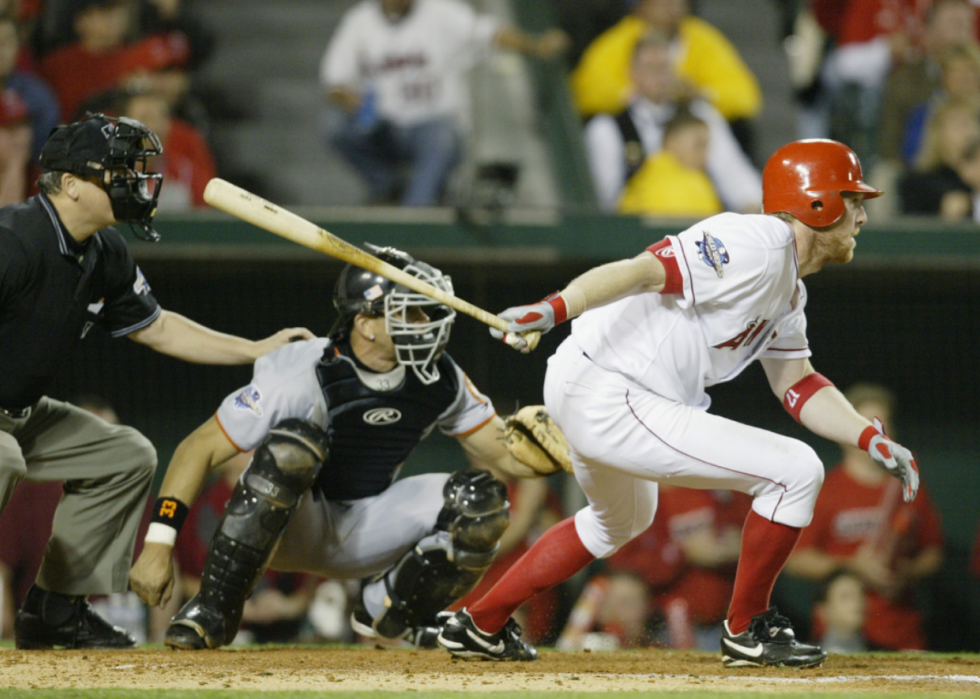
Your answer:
[270,472,449,579]
[0,396,156,595]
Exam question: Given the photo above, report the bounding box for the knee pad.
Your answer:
[195,419,328,637]
[369,469,509,639]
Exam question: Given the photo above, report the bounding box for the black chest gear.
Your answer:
[313,341,460,500]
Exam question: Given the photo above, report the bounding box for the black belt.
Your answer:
[0,404,31,419]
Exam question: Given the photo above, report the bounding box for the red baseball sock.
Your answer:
[468,517,595,633]
[727,509,802,634]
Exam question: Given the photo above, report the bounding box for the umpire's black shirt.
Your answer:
[0,194,161,410]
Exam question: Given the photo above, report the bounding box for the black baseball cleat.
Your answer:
[351,599,450,650]
[165,594,235,650]
[721,607,827,668]
[437,609,538,661]
[15,595,137,650]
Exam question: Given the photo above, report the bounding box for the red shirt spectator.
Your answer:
[796,466,943,650]
[811,0,931,47]
[0,481,63,612]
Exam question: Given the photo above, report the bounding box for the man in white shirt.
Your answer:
[437,139,920,667]
[321,0,567,206]
[584,32,761,213]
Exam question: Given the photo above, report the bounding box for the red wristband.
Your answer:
[543,292,568,325]
[783,373,834,423]
[647,238,683,295]
[858,425,880,451]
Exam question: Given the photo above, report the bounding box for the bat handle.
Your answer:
[502,330,542,353]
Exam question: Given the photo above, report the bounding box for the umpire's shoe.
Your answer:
[15,586,137,650]
[721,607,827,668]
[437,609,538,661]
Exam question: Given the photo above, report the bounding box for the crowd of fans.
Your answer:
[0,0,977,652]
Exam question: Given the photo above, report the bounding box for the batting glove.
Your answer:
[490,292,568,352]
[860,419,920,503]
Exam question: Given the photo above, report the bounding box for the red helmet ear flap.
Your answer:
[763,139,881,227]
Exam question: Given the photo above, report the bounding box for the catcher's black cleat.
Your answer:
[15,592,137,650]
[721,607,827,668]
[165,594,235,650]
[351,597,449,650]
[437,609,538,661]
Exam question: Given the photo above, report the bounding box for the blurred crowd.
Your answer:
[0,384,968,652]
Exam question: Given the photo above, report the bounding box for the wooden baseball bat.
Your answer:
[202,178,540,351]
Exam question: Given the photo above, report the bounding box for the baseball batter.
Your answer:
[129,246,538,650]
[437,139,921,667]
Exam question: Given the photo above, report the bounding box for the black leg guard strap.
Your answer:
[169,419,328,648]
[371,469,509,639]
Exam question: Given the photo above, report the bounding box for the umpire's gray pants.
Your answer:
[0,397,156,595]
[270,472,449,579]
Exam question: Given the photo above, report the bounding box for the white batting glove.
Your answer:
[489,293,568,351]
[860,419,920,503]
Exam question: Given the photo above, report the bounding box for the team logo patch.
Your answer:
[363,407,402,425]
[696,231,729,278]
[87,298,105,315]
[363,284,384,301]
[133,267,150,295]
[233,386,263,416]
[101,123,115,139]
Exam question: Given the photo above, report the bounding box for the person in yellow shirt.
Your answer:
[571,0,761,126]
[618,107,723,217]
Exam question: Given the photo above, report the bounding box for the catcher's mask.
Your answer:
[39,113,164,242]
[762,138,881,228]
[330,244,456,385]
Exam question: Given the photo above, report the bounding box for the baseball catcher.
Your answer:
[129,245,547,649]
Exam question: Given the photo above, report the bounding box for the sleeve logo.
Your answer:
[696,231,729,278]
[133,267,150,295]
[233,385,263,416]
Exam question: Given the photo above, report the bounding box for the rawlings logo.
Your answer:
[363,407,402,425]
[696,231,729,278]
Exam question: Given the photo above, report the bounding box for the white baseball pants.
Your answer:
[544,339,824,559]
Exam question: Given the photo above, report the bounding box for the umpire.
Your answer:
[0,114,313,649]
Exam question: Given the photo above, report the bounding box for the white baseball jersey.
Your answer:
[571,213,811,409]
[321,0,499,127]
[215,338,494,453]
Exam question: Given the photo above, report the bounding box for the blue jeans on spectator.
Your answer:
[331,116,461,206]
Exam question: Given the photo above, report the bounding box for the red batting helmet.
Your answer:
[762,139,882,228]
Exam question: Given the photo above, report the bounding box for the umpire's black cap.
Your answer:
[39,116,116,175]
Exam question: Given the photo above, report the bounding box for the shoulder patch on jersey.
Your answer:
[696,231,729,278]
[233,385,263,417]
[362,407,402,425]
[133,266,150,295]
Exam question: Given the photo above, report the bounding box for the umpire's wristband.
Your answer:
[145,497,190,546]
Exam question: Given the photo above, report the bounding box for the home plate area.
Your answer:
[1,647,979,692]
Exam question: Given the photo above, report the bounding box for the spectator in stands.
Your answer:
[812,570,868,654]
[320,0,569,207]
[785,383,944,651]
[39,0,191,121]
[0,85,31,205]
[901,44,980,167]
[554,0,628,67]
[807,0,930,166]
[0,12,59,163]
[879,0,978,166]
[114,89,215,210]
[174,450,318,644]
[617,107,722,218]
[584,33,760,214]
[899,98,980,215]
[935,136,980,221]
[570,0,761,154]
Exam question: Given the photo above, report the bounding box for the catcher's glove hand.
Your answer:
[503,406,573,475]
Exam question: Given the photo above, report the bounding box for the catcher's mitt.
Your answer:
[503,406,573,475]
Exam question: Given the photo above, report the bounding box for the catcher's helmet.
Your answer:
[40,113,164,242]
[762,139,881,228]
[331,244,456,385]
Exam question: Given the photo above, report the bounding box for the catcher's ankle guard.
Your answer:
[370,469,509,639]
[181,419,328,647]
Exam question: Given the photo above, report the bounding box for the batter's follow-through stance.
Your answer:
[129,246,541,649]
[437,139,921,667]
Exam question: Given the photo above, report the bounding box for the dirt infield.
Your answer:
[2,647,980,693]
